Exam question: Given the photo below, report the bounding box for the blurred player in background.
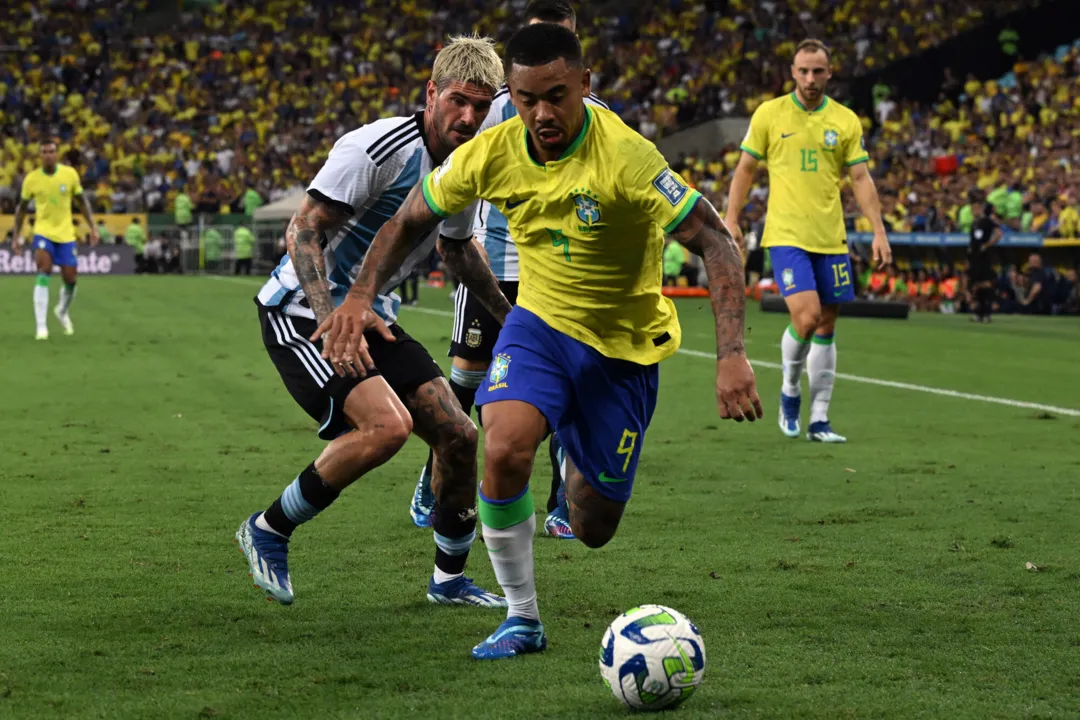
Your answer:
[317,23,761,659]
[409,0,609,541]
[12,140,98,339]
[726,39,891,444]
[236,36,509,609]
[968,203,1002,323]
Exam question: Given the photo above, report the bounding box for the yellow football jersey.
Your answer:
[424,105,699,366]
[741,93,868,254]
[20,164,83,243]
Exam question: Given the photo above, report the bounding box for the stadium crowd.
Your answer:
[0,0,1037,216]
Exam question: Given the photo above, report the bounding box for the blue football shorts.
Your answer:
[769,246,855,304]
[475,307,659,504]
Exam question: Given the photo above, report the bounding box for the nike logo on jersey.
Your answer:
[505,198,528,209]
[781,132,796,139]
[598,472,626,483]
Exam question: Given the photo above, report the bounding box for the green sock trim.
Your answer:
[786,324,811,344]
[64,282,76,292]
[478,487,534,529]
[812,334,835,346]
[35,274,49,287]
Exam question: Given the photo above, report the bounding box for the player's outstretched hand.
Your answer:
[310,296,396,378]
[872,230,892,269]
[715,354,764,422]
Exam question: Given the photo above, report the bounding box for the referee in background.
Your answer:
[968,202,1003,322]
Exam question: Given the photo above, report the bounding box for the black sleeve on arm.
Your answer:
[307,189,354,217]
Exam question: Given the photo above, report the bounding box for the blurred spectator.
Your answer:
[202,226,224,269]
[234,224,255,275]
[96,219,114,244]
[144,235,163,274]
[0,0,1038,207]
[1020,253,1051,313]
[125,217,147,272]
[1059,268,1079,314]
[174,190,194,227]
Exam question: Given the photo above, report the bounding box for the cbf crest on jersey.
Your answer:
[781,268,796,290]
[488,353,511,390]
[823,129,839,149]
[572,188,601,226]
[59,184,68,193]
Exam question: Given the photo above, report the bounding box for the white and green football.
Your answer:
[598,604,706,710]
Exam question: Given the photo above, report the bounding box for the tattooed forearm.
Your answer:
[12,200,26,240]
[78,194,95,227]
[286,195,346,325]
[437,237,512,325]
[350,184,442,304]
[673,198,747,359]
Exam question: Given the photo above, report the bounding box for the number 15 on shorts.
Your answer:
[832,262,851,287]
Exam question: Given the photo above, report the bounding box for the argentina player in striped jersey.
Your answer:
[410,0,608,542]
[236,36,513,609]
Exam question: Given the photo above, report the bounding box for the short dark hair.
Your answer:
[505,22,582,70]
[524,0,575,25]
[794,38,831,62]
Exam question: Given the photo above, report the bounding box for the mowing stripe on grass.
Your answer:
[675,347,1080,418]
[203,276,1080,417]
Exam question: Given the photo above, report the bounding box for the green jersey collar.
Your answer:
[791,92,828,113]
[524,105,593,167]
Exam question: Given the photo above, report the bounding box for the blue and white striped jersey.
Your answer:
[257,112,474,324]
[473,87,608,282]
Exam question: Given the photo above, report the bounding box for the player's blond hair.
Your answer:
[431,33,504,93]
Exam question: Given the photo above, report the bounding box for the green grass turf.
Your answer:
[1,275,1078,719]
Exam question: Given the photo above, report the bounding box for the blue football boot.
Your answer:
[235,513,294,605]
[471,617,547,660]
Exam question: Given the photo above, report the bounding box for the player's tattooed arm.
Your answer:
[286,194,347,325]
[349,183,442,304]
[76,193,99,244]
[673,196,764,422]
[77,193,95,228]
[11,199,26,244]
[437,236,512,326]
[672,197,747,359]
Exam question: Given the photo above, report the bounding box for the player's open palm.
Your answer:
[311,295,395,377]
[715,355,764,422]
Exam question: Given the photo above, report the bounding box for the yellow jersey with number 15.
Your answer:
[20,164,84,243]
[422,105,700,366]
[740,93,868,254]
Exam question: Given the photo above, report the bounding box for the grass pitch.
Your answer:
[1,275,1078,719]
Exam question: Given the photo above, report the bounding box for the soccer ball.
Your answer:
[598,604,706,710]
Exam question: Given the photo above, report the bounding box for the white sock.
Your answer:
[255,512,288,538]
[781,324,812,397]
[808,335,837,424]
[33,282,49,331]
[59,283,77,315]
[483,514,538,621]
[432,567,462,584]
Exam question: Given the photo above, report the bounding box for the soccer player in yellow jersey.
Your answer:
[12,140,98,339]
[314,23,763,659]
[726,39,892,444]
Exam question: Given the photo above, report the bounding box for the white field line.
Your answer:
[204,275,1080,417]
